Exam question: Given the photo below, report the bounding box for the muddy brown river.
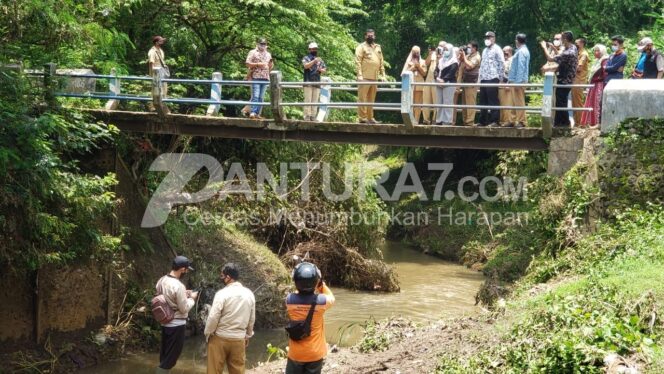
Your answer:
[85,241,484,373]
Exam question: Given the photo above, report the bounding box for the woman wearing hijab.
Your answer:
[402,46,427,123]
[434,43,459,126]
[580,44,609,127]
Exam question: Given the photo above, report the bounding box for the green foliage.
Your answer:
[0,72,122,270]
[265,343,287,362]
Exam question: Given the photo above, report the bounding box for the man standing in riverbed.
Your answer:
[156,256,198,373]
[285,262,335,374]
[205,263,256,374]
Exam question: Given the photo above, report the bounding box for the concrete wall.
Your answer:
[602,79,664,133]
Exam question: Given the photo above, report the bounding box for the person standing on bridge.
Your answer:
[285,262,335,374]
[402,46,427,124]
[508,33,530,128]
[478,31,505,127]
[205,263,256,374]
[605,35,627,84]
[541,31,578,128]
[355,29,386,124]
[422,45,439,125]
[246,38,273,119]
[572,38,590,126]
[434,43,459,126]
[459,41,481,126]
[580,44,609,127]
[148,36,170,113]
[302,42,327,121]
[156,256,198,373]
[498,46,513,127]
[631,37,663,79]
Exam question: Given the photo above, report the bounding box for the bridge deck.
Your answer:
[86,110,549,151]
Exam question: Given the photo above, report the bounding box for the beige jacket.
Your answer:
[156,275,195,322]
[355,42,386,80]
[204,282,256,341]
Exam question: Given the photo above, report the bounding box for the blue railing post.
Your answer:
[316,77,332,122]
[270,71,285,123]
[541,72,555,138]
[400,72,415,128]
[206,72,223,116]
[104,68,120,110]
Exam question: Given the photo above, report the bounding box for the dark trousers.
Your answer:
[554,87,571,127]
[159,325,186,370]
[285,358,324,374]
[478,78,500,125]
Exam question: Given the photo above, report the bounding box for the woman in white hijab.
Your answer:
[580,44,609,127]
[402,46,427,123]
[434,43,460,125]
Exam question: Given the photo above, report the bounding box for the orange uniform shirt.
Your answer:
[285,284,335,362]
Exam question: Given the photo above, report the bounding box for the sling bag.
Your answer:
[285,295,318,341]
[155,50,171,78]
[151,276,175,324]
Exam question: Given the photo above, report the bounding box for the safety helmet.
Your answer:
[292,262,321,293]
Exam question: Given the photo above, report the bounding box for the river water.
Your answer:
[86,241,484,373]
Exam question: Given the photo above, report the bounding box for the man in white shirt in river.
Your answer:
[156,255,199,373]
[205,263,256,374]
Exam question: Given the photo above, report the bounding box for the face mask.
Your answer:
[366,36,375,44]
[413,53,420,59]
[611,45,619,52]
[444,51,451,58]
[258,45,267,51]
[310,51,317,56]
[553,40,561,47]
[484,39,492,47]
[466,48,472,55]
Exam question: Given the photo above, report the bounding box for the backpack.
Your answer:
[151,276,175,324]
[285,294,318,341]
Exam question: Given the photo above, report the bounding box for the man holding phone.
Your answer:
[246,38,274,119]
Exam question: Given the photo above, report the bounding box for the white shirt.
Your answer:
[204,282,256,340]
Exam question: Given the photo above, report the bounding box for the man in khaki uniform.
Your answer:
[422,46,439,125]
[572,38,590,126]
[355,29,386,124]
[498,46,514,126]
[459,41,481,126]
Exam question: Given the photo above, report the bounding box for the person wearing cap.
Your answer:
[148,36,169,113]
[572,38,590,126]
[285,262,334,374]
[458,41,482,126]
[632,37,664,79]
[541,30,578,128]
[478,31,505,127]
[205,263,256,374]
[246,38,274,119]
[302,42,327,121]
[605,35,627,84]
[355,29,386,124]
[156,256,198,373]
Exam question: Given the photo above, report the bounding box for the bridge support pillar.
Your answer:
[541,72,555,139]
[400,72,415,128]
[43,63,57,109]
[104,68,120,111]
[206,72,223,116]
[270,71,285,123]
[151,67,168,117]
[316,77,332,122]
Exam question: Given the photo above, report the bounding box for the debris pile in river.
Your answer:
[283,241,400,292]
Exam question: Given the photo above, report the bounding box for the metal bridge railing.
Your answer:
[34,63,596,138]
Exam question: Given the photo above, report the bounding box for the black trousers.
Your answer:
[478,78,500,125]
[285,358,324,374]
[554,87,571,127]
[159,325,186,369]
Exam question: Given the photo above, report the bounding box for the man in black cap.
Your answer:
[155,255,198,373]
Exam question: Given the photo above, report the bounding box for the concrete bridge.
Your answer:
[32,63,658,153]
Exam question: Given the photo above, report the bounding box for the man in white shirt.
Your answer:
[205,263,256,374]
[156,256,198,373]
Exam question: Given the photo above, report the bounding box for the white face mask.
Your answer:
[484,39,492,47]
[611,45,619,52]
[553,40,562,47]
